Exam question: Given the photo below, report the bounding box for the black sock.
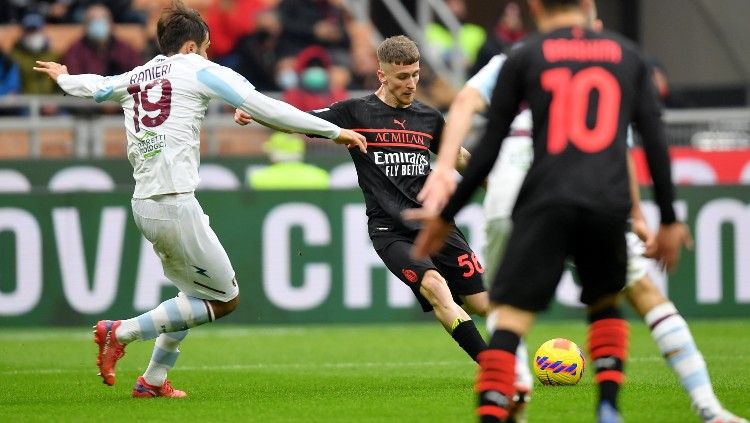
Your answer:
[451,320,487,361]
[599,381,620,408]
[488,329,520,353]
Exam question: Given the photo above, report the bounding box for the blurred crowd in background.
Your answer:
[0,0,699,166]
[0,0,546,114]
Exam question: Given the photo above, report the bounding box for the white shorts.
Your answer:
[625,231,649,287]
[131,193,238,302]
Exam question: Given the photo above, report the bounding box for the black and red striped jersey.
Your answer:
[311,94,444,233]
[442,27,676,224]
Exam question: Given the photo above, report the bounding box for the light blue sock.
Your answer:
[143,330,188,387]
[116,292,214,344]
[645,302,721,412]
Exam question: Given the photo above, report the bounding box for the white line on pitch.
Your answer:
[3,355,744,376]
[0,360,468,375]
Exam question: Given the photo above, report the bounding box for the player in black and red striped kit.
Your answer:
[314,35,491,362]
[236,35,490,363]
[409,1,692,422]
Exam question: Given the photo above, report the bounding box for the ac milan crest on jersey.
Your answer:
[402,269,418,283]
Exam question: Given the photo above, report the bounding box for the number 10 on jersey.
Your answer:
[542,66,621,154]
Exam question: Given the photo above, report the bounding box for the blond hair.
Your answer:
[377,35,420,65]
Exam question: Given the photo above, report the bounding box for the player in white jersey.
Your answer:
[34,0,366,398]
[413,13,746,423]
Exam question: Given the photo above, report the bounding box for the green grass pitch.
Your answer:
[0,320,747,422]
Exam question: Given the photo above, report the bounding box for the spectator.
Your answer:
[63,3,143,76]
[413,65,456,112]
[276,0,350,61]
[275,0,351,90]
[348,46,379,91]
[40,0,75,23]
[71,0,146,24]
[0,50,21,115]
[11,13,61,95]
[470,1,526,75]
[424,0,486,68]
[249,132,330,190]
[494,1,526,45]
[0,52,21,96]
[282,45,348,112]
[344,20,379,91]
[233,8,281,90]
[648,57,688,108]
[204,0,271,66]
[0,0,74,24]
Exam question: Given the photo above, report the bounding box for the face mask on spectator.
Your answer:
[300,67,329,92]
[276,69,298,90]
[23,32,47,53]
[87,19,110,42]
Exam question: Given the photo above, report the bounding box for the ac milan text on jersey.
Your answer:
[311,94,445,233]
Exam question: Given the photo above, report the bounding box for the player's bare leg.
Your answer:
[461,292,490,317]
[626,277,747,423]
[419,270,487,361]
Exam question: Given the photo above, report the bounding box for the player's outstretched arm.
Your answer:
[199,64,362,146]
[414,53,521,258]
[33,61,68,82]
[233,108,366,153]
[234,109,253,126]
[632,58,692,272]
[435,86,487,171]
[33,60,127,102]
[417,85,486,211]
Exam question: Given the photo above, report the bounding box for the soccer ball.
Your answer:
[533,338,585,386]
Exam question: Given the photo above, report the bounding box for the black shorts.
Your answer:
[490,206,627,311]
[373,228,486,312]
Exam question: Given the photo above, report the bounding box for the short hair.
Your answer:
[156,0,209,56]
[540,0,581,9]
[377,35,420,66]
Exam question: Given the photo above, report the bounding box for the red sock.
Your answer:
[476,349,516,422]
[588,318,629,407]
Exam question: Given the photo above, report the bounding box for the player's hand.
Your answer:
[334,129,367,153]
[653,222,693,273]
[632,217,657,257]
[234,109,253,126]
[417,166,455,212]
[401,208,452,259]
[32,61,68,81]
